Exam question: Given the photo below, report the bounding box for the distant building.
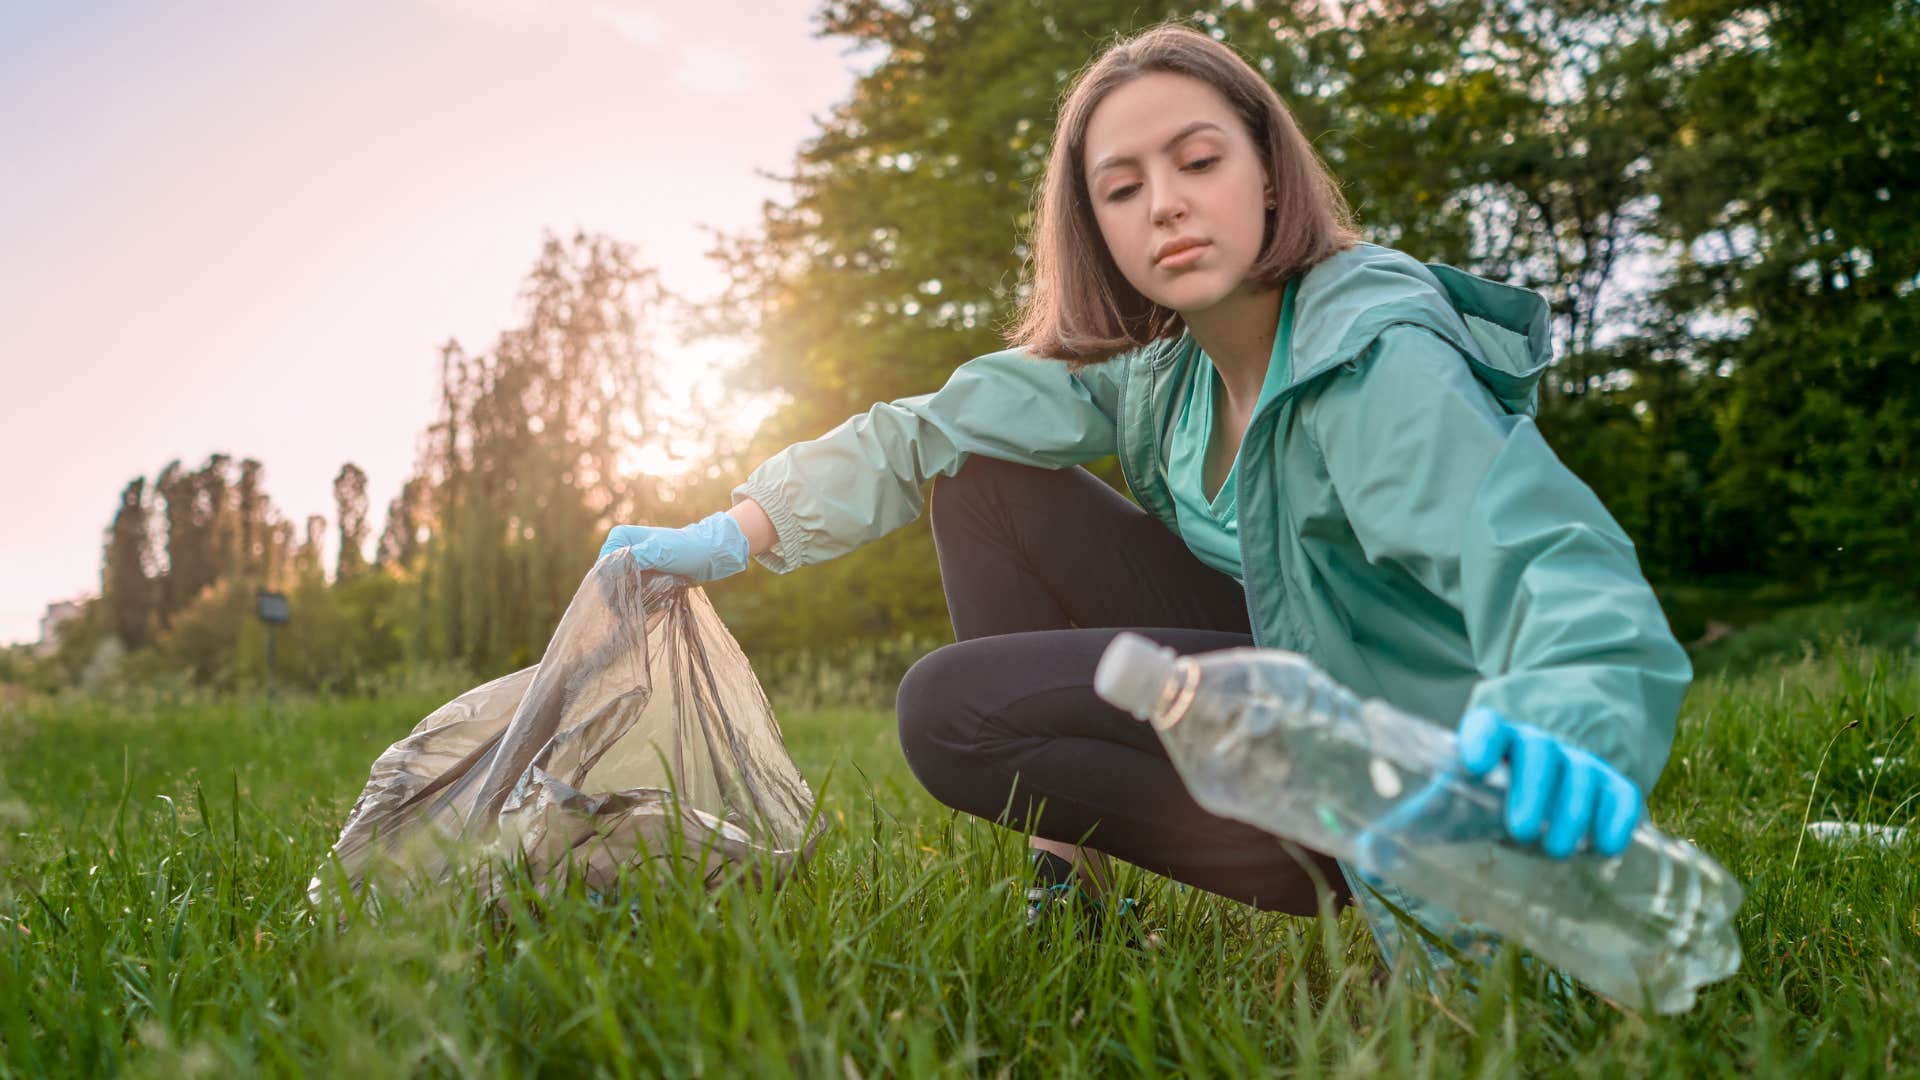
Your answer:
[36,600,84,658]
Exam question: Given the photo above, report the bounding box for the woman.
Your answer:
[600,23,1690,977]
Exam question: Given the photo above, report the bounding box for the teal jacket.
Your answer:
[732,242,1692,969]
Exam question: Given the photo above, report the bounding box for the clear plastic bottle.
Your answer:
[1093,632,1743,1013]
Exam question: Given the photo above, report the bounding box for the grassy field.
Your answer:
[3,632,1918,1077]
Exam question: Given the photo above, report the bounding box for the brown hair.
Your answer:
[1003,22,1359,369]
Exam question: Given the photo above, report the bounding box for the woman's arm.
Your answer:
[1302,325,1691,794]
[726,497,778,560]
[729,347,1123,574]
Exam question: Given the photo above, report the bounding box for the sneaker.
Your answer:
[1023,849,1080,931]
[1022,849,1163,950]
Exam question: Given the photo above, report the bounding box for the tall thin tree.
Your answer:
[101,477,155,649]
[333,463,371,582]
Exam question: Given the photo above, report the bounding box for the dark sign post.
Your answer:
[256,589,290,700]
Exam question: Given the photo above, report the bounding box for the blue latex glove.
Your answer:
[598,511,750,584]
[1352,708,1643,883]
[1457,706,1642,859]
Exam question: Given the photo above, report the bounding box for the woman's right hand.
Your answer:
[599,511,750,584]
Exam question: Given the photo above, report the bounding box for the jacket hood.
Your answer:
[1280,243,1555,415]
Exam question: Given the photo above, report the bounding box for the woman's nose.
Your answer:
[1148,167,1189,226]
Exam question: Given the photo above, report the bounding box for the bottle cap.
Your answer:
[1094,632,1177,720]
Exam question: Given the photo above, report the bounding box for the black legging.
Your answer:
[895,455,1351,915]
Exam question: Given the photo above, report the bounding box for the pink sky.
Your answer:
[0,2,871,645]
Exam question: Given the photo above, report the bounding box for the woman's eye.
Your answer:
[1103,158,1218,202]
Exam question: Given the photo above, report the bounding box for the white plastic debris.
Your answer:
[1805,821,1909,848]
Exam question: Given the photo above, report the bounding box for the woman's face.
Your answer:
[1082,71,1271,315]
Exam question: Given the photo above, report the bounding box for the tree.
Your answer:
[152,454,247,624]
[266,518,296,590]
[1235,0,1683,376]
[234,458,270,580]
[1650,0,1920,588]
[153,460,202,626]
[100,477,155,649]
[377,476,431,572]
[200,452,236,583]
[333,462,370,582]
[295,514,328,584]
[406,231,677,672]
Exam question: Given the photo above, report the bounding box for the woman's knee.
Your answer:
[894,643,981,804]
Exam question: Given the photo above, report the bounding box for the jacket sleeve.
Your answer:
[1302,326,1691,791]
[729,347,1122,574]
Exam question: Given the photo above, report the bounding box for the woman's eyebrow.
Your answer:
[1091,120,1225,175]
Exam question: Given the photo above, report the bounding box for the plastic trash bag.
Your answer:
[310,555,820,906]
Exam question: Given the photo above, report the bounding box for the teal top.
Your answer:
[1167,280,1298,583]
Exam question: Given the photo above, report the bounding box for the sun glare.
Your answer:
[624,441,696,479]
[614,332,780,484]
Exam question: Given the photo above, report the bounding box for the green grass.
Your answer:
[3,639,1918,1077]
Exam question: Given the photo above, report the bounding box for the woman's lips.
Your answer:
[1157,242,1209,269]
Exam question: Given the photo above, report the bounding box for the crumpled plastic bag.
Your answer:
[310,555,820,906]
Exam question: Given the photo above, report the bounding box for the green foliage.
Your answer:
[0,645,63,696]
[751,624,950,713]
[43,601,116,691]
[103,573,415,695]
[1649,0,1920,588]
[3,644,1918,1074]
[1691,601,1920,679]
[123,578,255,688]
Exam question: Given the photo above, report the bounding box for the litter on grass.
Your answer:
[311,554,821,906]
[1805,821,1909,848]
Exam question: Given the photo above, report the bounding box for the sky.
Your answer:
[0,1,875,645]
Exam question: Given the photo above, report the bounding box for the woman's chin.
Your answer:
[1151,277,1239,316]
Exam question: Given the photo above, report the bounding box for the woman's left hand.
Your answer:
[1458,707,1642,859]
